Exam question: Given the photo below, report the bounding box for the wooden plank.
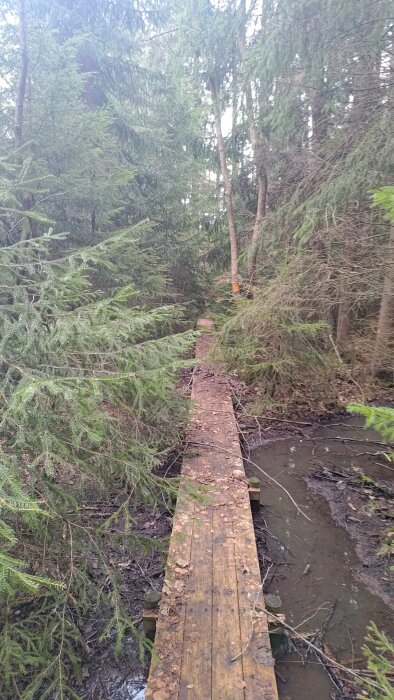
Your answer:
[145,488,194,699]
[146,322,279,700]
[211,507,244,698]
[227,392,278,699]
[235,492,278,700]
[179,503,213,699]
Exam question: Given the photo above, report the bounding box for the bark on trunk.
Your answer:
[336,205,357,348]
[14,0,37,244]
[372,224,394,376]
[244,88,267,280]
[336,267,351,347]
[238,17,268,280]
[311,74,327,154]
[210,81,239,293]
[231,60,238,178]
[14,0,28,150]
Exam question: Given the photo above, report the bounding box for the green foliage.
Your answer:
[218,254,336,409]
[0,220,195,695]
[358,623,394,700]
[0,0,212,689]
[377,530,394,560]
[0,0,209,299]
[372,187,394,223]
[347,405,394,443]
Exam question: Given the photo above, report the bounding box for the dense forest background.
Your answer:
[0,0,392,697]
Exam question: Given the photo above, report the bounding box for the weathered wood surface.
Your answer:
[146,320,278,700]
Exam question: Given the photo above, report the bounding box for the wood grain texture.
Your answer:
[179,503,213,699]
[146,323,278,700]
[211,509,244,699]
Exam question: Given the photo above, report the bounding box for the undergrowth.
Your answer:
[0,222,195,698]
[358,624,394,700]
[217,253,339,411]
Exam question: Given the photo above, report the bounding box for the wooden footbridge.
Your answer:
[145,320,278,700]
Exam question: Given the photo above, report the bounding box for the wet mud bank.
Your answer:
[247,417,393,700]
[236,392,394,448]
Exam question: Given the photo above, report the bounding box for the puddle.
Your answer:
[249,417,393,699]
[83,662,146,700]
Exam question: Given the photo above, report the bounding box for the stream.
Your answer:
[249,416,393,699]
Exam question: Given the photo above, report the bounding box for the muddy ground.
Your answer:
[80,450,182,700]
[308,464,393,610]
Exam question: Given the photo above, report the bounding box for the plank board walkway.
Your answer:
[146,320,278,700]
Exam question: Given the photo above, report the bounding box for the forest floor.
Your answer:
[80,449,182,700]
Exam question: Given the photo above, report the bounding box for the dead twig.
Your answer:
[263,611,385,693]
[230,563,273,663]
[328,333,344,365]
[293,601,332,631]
[312,436,392,448]
[252,416,313,427]
[312,600,337,648]
[233,394,313,427]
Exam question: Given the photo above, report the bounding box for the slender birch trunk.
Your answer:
[238,7,268,280]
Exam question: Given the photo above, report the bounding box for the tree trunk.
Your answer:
[210,81,239,293]
[311,73,327,154]
[14,0,28,150]
[244,89,267,280]
[336,265,351,348]
[231,59,238,179]
[14,0,37,244]
[372,224,394,376]
[238,10,268,280]
[336,203,357,348]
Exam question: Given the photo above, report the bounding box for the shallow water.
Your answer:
[249,417,393,699]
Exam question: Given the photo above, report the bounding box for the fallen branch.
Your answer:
[233,395,313,427]
[294,601,332,631]
[312,601,337,646]
[328,333,344,365]
[312,436,392,448]
[253,416,313,427]
[263,611,385,693]
[254,521,294,556]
